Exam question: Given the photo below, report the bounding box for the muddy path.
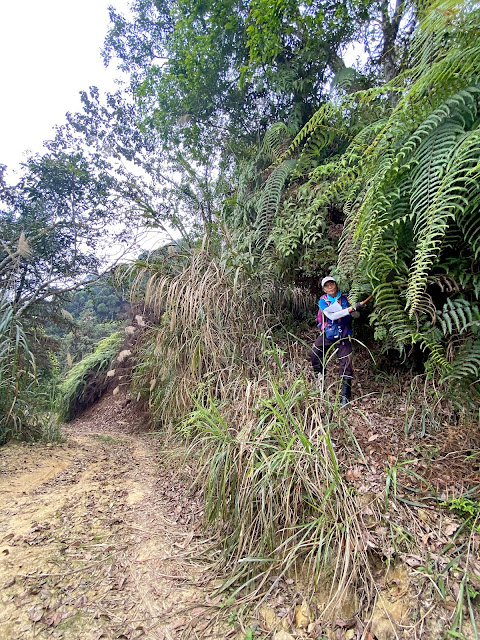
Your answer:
[0,394,226,640]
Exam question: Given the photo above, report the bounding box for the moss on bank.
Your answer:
[57,331,124,422]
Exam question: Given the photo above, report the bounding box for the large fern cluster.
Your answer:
[230,116,358,278]
[268,0,480,396]
[223,0,480,394]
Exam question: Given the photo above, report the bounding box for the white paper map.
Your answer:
[327,301,342,314]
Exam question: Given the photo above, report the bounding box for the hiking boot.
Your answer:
[340,379,352,408]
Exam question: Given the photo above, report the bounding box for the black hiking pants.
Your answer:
[310,334,353,380]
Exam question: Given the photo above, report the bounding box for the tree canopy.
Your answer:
[104,0,418,162]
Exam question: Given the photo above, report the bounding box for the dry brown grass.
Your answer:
[128,245,313,427]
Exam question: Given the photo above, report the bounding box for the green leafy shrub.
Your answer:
[442,496,480,532]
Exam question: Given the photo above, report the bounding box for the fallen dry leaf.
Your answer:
[44,609,63,627]
[27,606,44,622]
[421,531,434,545]
[404,555,423,568]
[444,522,460,536]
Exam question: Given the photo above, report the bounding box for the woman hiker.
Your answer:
[310,276,364,407]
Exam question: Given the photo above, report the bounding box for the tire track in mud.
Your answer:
[0,394,225,640]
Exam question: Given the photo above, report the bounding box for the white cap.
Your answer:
[321,276,336,287]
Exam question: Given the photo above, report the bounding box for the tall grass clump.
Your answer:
[129,241,313,427]
[0,234,62,443]
[0,299,41,443]
[181,374,376,612]
[57,330,124,422]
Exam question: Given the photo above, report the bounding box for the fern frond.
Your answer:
[437,298,480,335]
[441,338,480,391]
[260,122,292,162]
[282,103,338,160]
[423,339,452,376]
[407,120,480,314]
[254,160,296,244]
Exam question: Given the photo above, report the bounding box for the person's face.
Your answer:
[323,280,338,296]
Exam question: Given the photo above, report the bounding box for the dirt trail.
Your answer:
[0,393,224,640]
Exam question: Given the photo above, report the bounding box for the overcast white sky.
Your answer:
[0,0,174,255]
[0,0,130,176]
[0,1,364,177]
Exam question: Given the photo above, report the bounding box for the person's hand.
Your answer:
[347,306,354,313]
